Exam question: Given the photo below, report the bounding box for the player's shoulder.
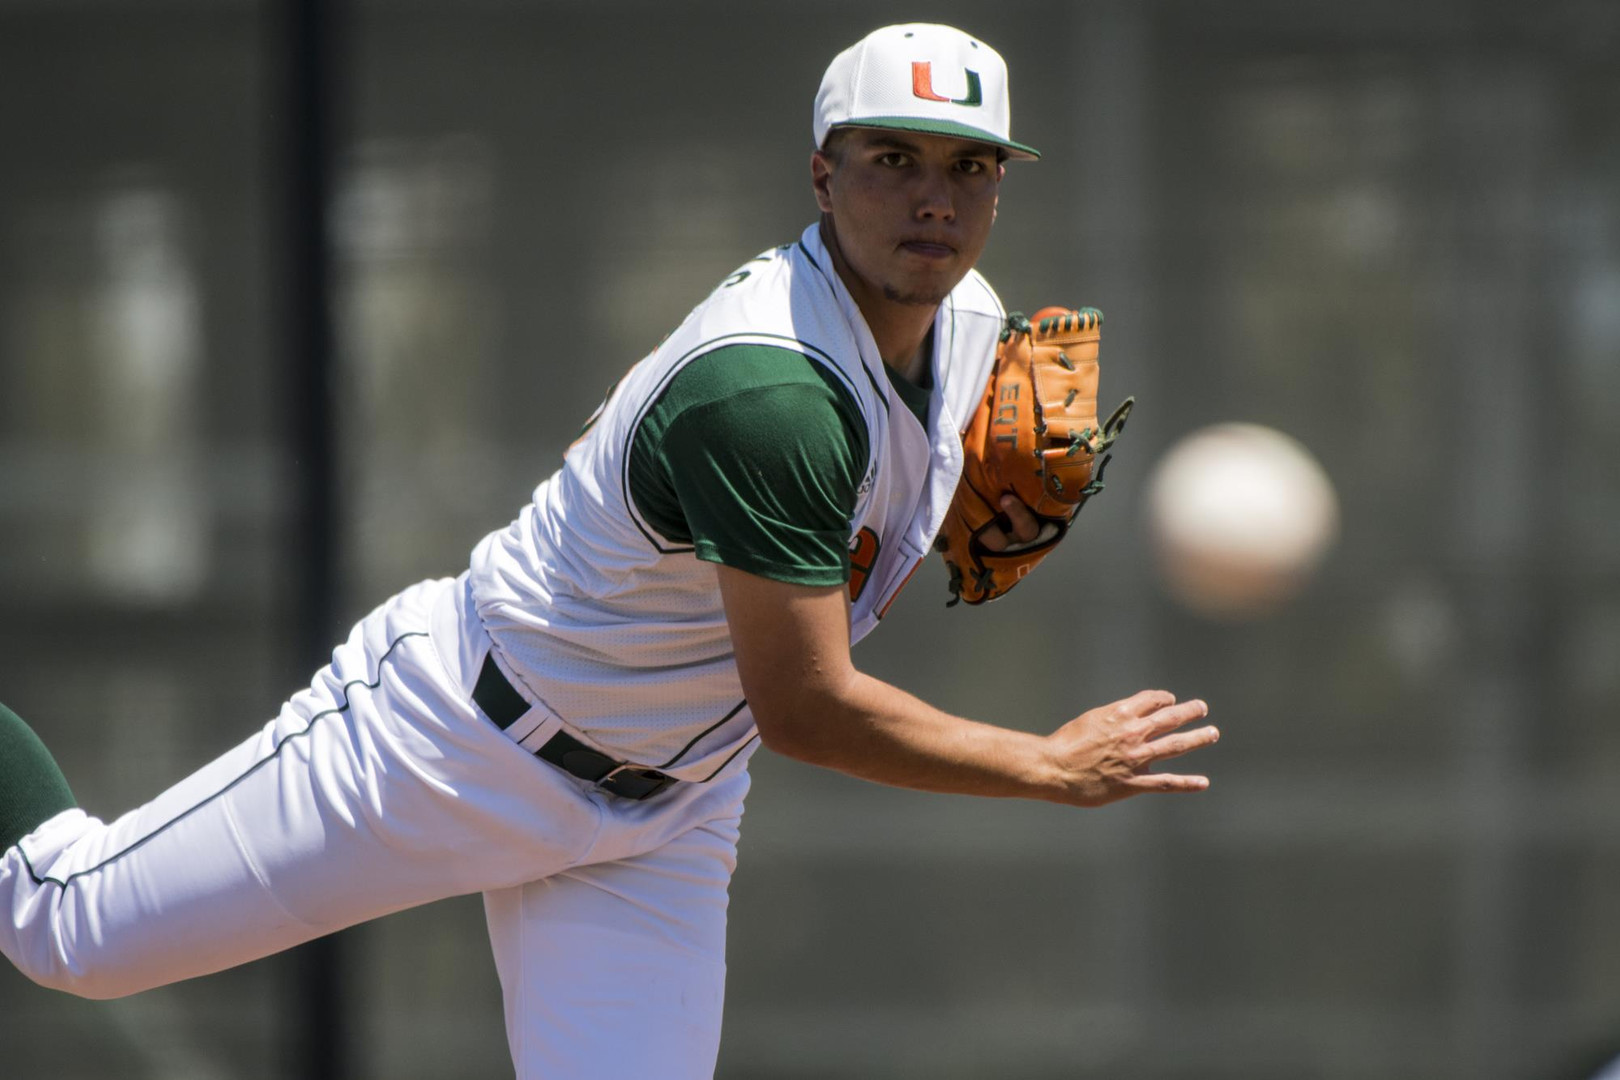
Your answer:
[677,236,855,365]
[716,242,797,292]
[683,243,801,337]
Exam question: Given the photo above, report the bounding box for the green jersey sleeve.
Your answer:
[627,344,870,586]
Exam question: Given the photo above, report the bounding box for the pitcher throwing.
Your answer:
[0,24,1217,1078]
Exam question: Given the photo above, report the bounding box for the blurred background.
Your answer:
[2,0,1618,1077]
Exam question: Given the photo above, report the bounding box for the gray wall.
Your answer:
[2,1,1618,1077]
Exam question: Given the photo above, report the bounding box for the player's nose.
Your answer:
[912,166,956,221]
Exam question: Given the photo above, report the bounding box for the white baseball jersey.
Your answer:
[469,222,1004,782]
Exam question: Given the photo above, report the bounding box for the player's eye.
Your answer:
[956,158,990,175]
[876,152,911,168]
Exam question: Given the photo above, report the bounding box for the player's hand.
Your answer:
[1043,690,1218,807]
[977,495,1058,553]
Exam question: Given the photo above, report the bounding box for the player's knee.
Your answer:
[4,920,150,1000]
[12,952,146,1000]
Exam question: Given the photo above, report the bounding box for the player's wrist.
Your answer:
[1027,734,1083,803]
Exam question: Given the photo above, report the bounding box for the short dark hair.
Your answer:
[818,127,856,163]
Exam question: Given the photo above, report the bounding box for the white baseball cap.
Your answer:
[813,23,1040,162]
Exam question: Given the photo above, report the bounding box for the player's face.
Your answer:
[811,129,1003,309]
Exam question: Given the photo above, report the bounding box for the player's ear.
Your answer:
[811,150,836,214]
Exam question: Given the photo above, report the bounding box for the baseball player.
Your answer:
[0,23,1218,1078]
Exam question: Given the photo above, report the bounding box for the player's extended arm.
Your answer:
[717,565,1218,807]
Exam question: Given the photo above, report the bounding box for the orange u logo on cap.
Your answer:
[911,62,982,107]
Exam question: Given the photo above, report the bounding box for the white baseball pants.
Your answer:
[0,575,752,1079]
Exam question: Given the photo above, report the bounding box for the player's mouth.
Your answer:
[898,239,956,260]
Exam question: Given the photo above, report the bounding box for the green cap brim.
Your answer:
[831,117,1040,161]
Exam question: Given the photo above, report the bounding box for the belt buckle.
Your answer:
[597,762,674,801]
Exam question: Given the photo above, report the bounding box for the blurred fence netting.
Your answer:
[1,2,1617,1078]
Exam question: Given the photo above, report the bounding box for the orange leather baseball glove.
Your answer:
[936,307,1133,606]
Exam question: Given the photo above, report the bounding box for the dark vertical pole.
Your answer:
[274,0,350,1077]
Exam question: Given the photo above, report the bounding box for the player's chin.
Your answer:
[882,286,951,307]
[880,272,962,307]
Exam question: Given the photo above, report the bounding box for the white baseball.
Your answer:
[1143,423,1339,620]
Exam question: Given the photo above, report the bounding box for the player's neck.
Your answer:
[865,308,937,383]
[888,328,933,386]
[818,219,938,379]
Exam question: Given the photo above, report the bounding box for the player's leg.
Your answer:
[0,576,601,998]
[483,784,747,1080]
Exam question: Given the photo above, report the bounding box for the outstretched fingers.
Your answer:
[1125,771,1211,793]
[1130,702,1218,791]
[1144,698,1211,737]
[1054,689,1219,806]
[1119,688,1178,717]
[1141,722,1220,762]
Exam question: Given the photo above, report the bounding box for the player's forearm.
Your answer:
[756,670,1065,801]
[718,568,1214,806]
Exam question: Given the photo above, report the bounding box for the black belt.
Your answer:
[473,653,676,801]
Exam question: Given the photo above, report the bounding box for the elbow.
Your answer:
[737,645,864,767]
[749,692,848,767]
[752,705,812,759]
